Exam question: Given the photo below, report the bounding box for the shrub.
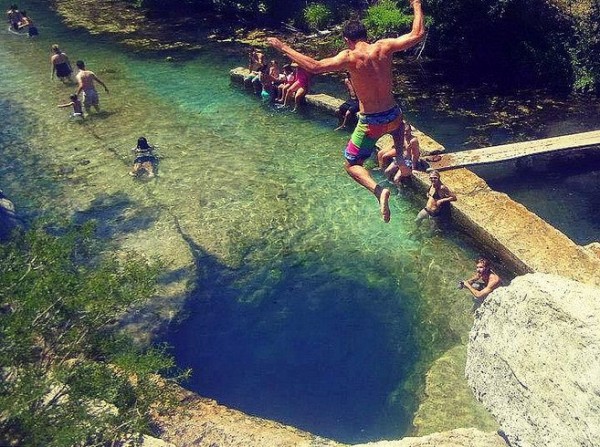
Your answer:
[303,3,333,30]
[0,222,187,446]
[364,0,412,39]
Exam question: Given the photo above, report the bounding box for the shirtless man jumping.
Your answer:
[268,0,424,222]
[75,60,109,114]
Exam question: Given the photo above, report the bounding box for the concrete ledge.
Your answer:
[412,169,600,286]
[229,67,445,155]
[230,66,600,286]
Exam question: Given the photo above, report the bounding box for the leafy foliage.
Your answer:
[569,1,600,92]
[124,0,600,91]
[364,0,412,39]
[0,222,186,446]
[303,3,333,31]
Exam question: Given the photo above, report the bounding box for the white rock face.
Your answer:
[466,273,600,447]
[352,428,506,447]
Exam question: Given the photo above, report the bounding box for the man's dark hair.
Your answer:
[76,60,85,70]
[477,257,491,268]
[343,20,368,42]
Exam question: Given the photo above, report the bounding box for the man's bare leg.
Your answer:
[345,160,391,222]
[391,128,412,183]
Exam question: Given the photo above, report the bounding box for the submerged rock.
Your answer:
[466,273,600,447]
[0,189,21,240]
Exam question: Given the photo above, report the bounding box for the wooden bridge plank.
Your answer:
[426,130,600,171]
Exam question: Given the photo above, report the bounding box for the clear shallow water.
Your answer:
[2,2,493,443]
[473,161,600,245]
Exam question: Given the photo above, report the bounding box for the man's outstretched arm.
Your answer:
[380,0,425,54]
[267,37,349,74]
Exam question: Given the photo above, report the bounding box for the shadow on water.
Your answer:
[73,192,160,239]
[0,99,63,221]
[162,219,420,444]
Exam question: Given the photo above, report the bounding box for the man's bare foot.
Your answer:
[379,188,391,223]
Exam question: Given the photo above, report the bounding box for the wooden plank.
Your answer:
[426,130,600,171]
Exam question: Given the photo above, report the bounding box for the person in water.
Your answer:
[268,0,425,222]
[50,44,73,82]
[415,169,456,225]
[75,60,109,114]
[459,257,502,302]
[130,137,156,178]
[6,4,22,31]
[335,72,359,130]
[57,94,83,120]
[18,10,37,37]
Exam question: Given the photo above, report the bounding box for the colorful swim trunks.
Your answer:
[344,105,403,164]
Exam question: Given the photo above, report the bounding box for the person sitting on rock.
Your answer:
[459,257,502,302]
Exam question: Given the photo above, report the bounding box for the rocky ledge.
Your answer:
[466,273,600,447]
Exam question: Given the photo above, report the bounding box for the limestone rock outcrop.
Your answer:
[353,428,506,447]
[466,273,600,447]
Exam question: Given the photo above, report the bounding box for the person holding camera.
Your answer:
[459,257,502,302]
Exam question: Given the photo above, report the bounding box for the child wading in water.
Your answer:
[57,94,83,120]
[130,137,156,178]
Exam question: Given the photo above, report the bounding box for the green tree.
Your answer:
[304,3,333,30]
[364,0,412,39]
[0,222,187,446]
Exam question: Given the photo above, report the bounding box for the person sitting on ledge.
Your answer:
[335,72,359,131]
[459,257,502,302]
[378,120,422,175]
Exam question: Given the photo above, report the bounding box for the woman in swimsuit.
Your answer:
[50,44,73,82]
[130,137,156,178]
[282,64,311,111]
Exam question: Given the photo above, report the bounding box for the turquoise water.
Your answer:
[1,2,492,443]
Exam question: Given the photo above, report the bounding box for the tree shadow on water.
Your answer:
[163,220,420,444]
[73,192,160,239]
[0,99,63,219]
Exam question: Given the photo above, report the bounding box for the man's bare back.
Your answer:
[76,70,98,91]
[336,43,397,114]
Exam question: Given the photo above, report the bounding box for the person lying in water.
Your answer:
[130,137,156,178]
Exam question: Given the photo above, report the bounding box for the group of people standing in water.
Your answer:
[50,46,154,177]
[50,45,109,117]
